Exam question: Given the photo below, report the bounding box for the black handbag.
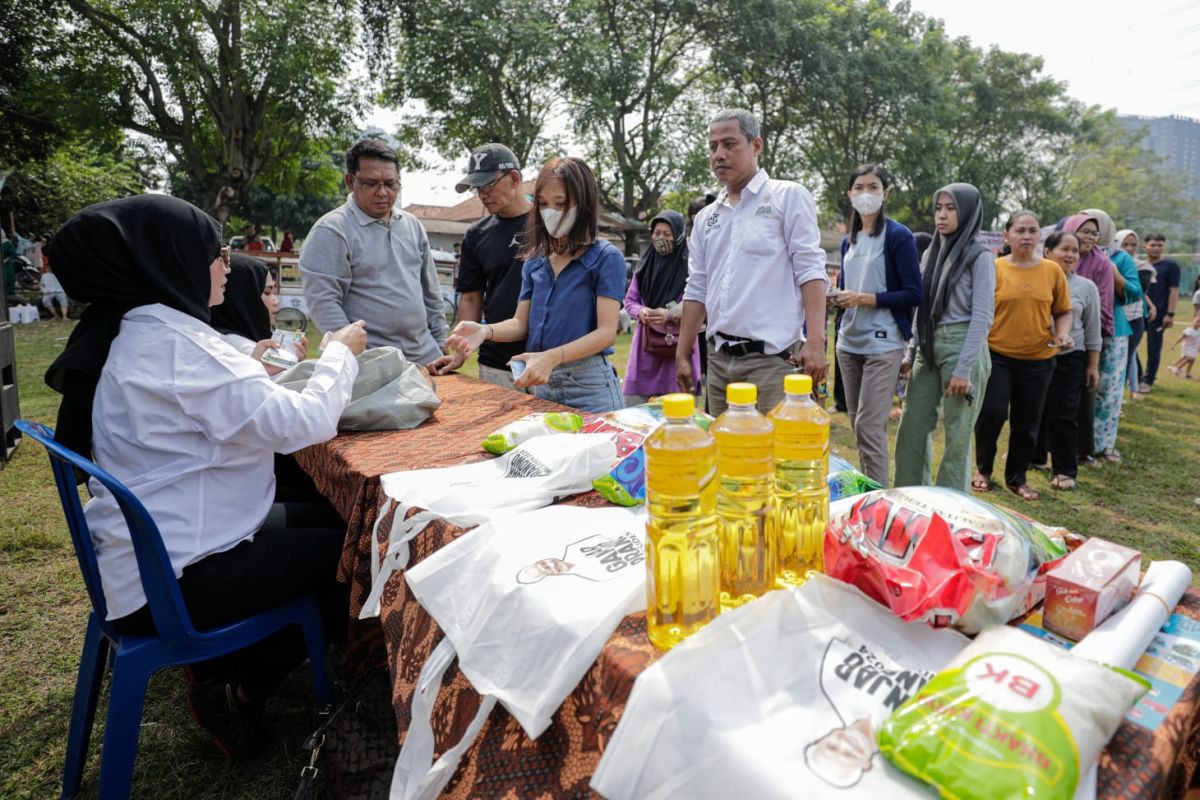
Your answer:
[293,666,397,800]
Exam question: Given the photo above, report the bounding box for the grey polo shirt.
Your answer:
[300,196,448,364]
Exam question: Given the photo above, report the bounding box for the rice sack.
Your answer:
[878,626,1148,800]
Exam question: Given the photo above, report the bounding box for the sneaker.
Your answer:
[1138,383,1153,393]
[187,680,272,761]
[1169,366,1180,376]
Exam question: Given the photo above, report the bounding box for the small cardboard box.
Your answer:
[1043,538,1141,641]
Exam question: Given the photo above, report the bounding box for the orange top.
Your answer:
[987,257,1072,360]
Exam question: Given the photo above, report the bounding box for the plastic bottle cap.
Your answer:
[785,373,813,395]
[660,393,695,418]
[726,382,757,405]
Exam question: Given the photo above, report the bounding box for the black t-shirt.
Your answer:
[1146,258,1181,320]
[456,212,527,369]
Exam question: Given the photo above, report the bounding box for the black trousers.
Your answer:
[1033,351,1087,480]
[975,351,1056,488]
[113,501,349,701]
[1077,387,1096,459]
[1145,324,1166,385]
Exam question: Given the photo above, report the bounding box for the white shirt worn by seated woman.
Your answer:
[84,303,360,620]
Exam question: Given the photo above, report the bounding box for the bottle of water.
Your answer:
[644,393,720,649]
[711,382,775,609]
[769,373,830,586]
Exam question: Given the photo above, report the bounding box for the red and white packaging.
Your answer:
[1043,538,1141,642]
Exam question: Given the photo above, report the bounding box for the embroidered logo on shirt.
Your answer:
[874,330,888,339]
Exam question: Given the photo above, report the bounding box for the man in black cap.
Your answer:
[430,143,532,389]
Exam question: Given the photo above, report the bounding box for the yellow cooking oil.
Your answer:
[644,393,720,650]
[711,383,775,610]
[768,373,830,587]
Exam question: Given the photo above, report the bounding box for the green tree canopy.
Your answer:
[63,0,362,223]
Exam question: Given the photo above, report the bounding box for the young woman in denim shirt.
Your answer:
[448,156,626,412]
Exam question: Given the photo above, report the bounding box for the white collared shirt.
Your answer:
[84,303,359,620]
[683,169,828,354]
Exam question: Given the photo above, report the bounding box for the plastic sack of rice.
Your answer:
[824,487,1067,634]
[481,412,583,455]
[588,403,713,506]
[878,626,1148,800]
[827,453,883,501]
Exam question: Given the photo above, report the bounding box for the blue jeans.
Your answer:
[533,354,623,413]
[1126,315,1145,393]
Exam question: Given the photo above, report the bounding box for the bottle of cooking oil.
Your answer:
[769,373,830,586]
[711,383,775,610]
[644,393,720,650]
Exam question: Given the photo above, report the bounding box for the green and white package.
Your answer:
[878,626,1148,800]
[481,412,583,455]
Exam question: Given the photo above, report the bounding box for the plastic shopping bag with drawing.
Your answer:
[360,433,616,618]
[391,504,647,800]
[590,574,970,800]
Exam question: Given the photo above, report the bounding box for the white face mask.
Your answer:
[849,192,884,215]
[540,206,577,238]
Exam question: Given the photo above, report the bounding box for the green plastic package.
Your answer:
[481,412,583,455]
[878,626,1148,800]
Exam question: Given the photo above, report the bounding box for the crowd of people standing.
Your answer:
[27,105,1196,762]
[429,108,1190,502]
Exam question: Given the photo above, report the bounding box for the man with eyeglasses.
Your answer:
[429,143,531,387]
[300,137,450,367]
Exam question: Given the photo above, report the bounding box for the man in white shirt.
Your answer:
[301,138,452,366]
[675,109,829,415]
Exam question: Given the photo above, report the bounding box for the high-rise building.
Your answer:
[1120,115,1200,202]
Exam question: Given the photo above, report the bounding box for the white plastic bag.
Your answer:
[591,574,971,800]
[392,505,647,800]
[361,433,617,618]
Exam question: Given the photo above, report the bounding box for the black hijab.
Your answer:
[635,210,689,310]
[44,194,222,458]
[209,254,271,341]
[916,183,989,365]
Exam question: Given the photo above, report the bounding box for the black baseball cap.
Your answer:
[455,143,521,193]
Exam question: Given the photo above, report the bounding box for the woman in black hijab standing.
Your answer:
[893,183,996,491]
[622,210,701,404]
[44,195,367,760]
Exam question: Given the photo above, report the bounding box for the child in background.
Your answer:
[1167,316,1200,379]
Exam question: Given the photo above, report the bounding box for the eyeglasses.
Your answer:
[1075,228,1099,239]
[353,176,401,193]
[470,175,506,196]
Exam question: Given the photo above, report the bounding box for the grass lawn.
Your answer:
[2,315,1198,798]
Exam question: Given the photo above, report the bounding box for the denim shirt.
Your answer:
[520,239,627,354]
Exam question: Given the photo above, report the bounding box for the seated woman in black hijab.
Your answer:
[210,253,308,375]
[45,195,368,760]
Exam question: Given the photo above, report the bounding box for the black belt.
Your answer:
[712,332,790,360]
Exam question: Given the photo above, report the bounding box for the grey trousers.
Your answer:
[706,342,797,416]
[836,348,905,487]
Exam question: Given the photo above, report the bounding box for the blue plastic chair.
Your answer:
[16,420,335,799]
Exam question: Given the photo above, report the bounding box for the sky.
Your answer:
[379,0,1200,207]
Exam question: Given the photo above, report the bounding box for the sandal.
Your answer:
[1007,483,1040,501]
[1101,450,1122,464]
[971,472,992,492]
[1050,475,1076,490]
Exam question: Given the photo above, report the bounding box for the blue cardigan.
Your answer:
[838,217,923,341]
